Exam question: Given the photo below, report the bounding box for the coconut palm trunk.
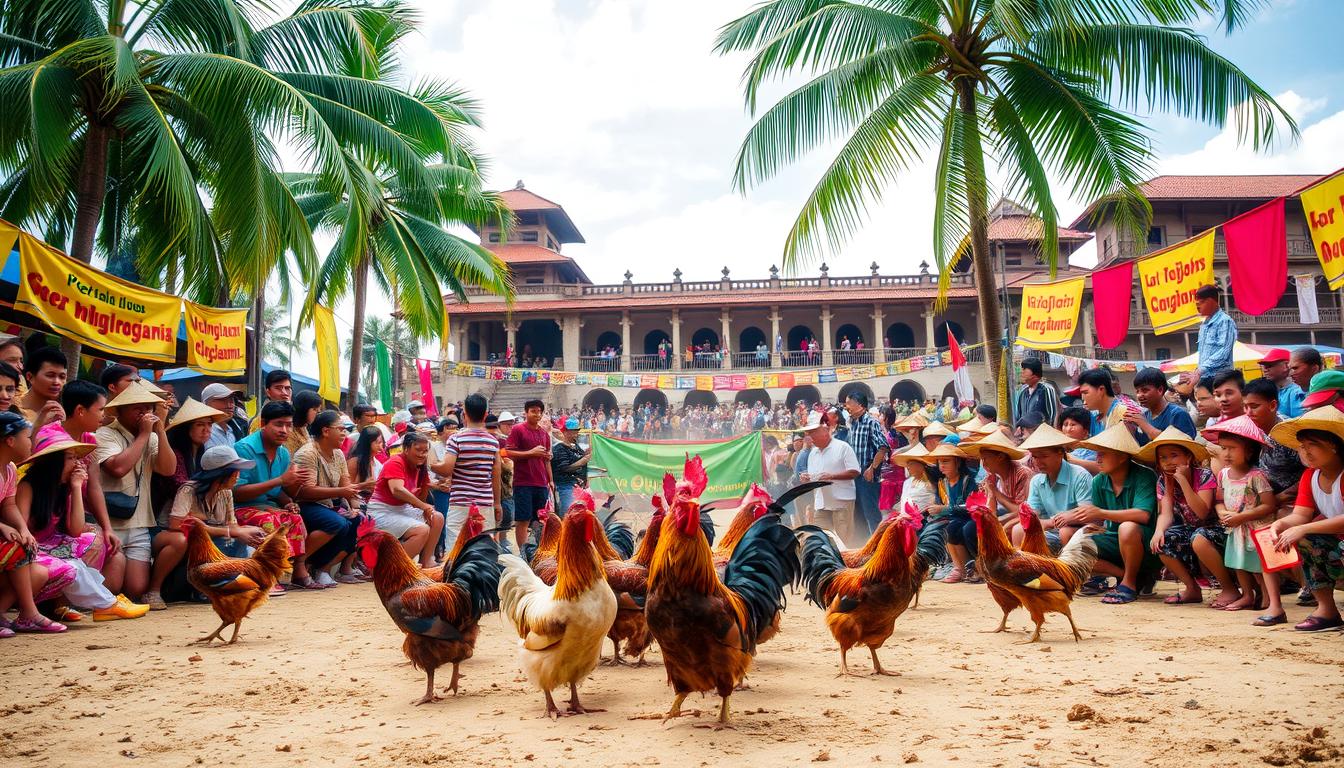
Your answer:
[62,121,113,367]
[956,80,1005,415]
[346,250,371,411]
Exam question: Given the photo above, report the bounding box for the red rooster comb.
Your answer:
[904,501,924,531]
[1017,502,1035,528]
[684,455,708,498]
[572,487,596,513]
[745,482,771,504]
[651,495,665,513]
[357,516,378,539]
[965,490,990,514]
[662,473,677,504]
[468,504,483,521]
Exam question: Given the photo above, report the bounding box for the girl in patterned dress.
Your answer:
[1203,416,1277,614]
[0,413,69,634]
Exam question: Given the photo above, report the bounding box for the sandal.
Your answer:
[336,573,364,585]
[0,626,13,638]
[14,616,68,633]
[1252,613,1287,627]
[1101,585,1138,604]
[940,568,964,584]
[1164,592,1202,605]
[290,577,327,590]
[1293,615,1344,632]
[1079,577,1111,596]
[268,584,288,597]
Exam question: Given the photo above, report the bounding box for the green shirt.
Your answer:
[1089,461,1157,532]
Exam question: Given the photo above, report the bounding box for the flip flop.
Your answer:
[0,627,13,638]
[1293,615,1344,632]
[1101,585,1138,604]
[1164,593,1202,605]
[1252,613,1286,627]
[13,616,68,633]
[1079,577,1111,596]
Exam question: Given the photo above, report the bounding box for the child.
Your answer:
[1060,406,1101,475]
[1137,426,1226,607]
[893,445,934,515]
[1203,416,1276,615]
[0,412,67,634]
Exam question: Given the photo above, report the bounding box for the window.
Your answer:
[520,231,539,243]
[518,212,540,225]
[488,232,501,243]
[547,236,558,250]
[1156,347,1171,360]
[1147,226,1164,249]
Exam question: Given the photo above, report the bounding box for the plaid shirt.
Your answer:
[845,412,888,469]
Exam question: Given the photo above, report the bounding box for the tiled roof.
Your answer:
[1070,174,1326,230]
[498,188,564,211]
[988,215,1093,243]
[490,244,573,264]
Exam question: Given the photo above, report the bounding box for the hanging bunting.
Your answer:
[312,304,341,403]
[1224,197,1287,315]
[375,340,394,413]
[415,359,438,416]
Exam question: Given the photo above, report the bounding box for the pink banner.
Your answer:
[730,374,747,390]
[1224,197,1286,316]
[1091,261,1133,349]
[414,359,438,416]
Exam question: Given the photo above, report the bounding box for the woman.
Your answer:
[156,398,230,525]
[924,440,977,583]
[366,431,444,567]
[878,406,907,512]
[288,390,324,455]
[163,445,262,559]
[893,444,935,514]
[0,412,67,633]
[551,417,589,513]
[347,425,386,492]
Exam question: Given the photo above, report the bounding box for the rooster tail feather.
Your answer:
[1056,528,1100,590]
[722,516,800,649]
[497,553,547,638]
[799,529,845,607]
[699,512,716,548]
[768,481,829,516]
[448,534,503,618]
[912,519,948,577]
[605,520,636,560]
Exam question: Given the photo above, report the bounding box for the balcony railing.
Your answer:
[1130,304,1340,329]
[832,349,874,365]
[629,354,669,371]
[781,350,823,367]
[731,351,773,368]
[578,355,621,372]
[460,269,977,299]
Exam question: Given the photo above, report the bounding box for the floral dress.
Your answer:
[1220,467,1273,573]
[6,464,77,602]
[1157,468,1225,571]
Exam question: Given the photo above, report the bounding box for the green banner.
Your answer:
[375,339,394,413]
[589,432,763,500]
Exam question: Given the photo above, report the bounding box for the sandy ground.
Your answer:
[4,547,1343,767]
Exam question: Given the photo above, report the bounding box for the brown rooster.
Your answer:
[801,513,946,675]
[977,497,1065,634]
[358,517,502,705]
[181,517,291,645]
[969,497,1099,643]
[600,505,666,666]
[1018,503,1051,556]
[422,505,490,582]
[645,463,800,727]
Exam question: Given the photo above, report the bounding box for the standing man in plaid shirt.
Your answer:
[843,391,889,537]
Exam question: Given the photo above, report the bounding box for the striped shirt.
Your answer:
[443,428,499,506]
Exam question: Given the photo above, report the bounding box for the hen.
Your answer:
[969,497,1098,642]
[801,512,946,675]
[181,517,291,645]
[358,518,502,704]
[499,506,617,717]
[645,466,800,727]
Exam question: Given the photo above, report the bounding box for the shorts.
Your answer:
[366,500,427,539]
[1093,526,1161,577]
[513,486,551,524]
[115,527,152,563]
[498,497,515,528]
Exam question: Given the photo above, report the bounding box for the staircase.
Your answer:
[484,380,553,414]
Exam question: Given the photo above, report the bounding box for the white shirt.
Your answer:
[1308,469,1343,520]
[807,438,859,508]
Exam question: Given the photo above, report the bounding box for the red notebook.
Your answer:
[1251,526,1302,573]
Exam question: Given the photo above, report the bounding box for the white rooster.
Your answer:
[498,506,617,717]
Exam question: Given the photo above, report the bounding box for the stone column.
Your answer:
[769,306,782,367]
[670,309,682,371]
[504,321,518,366]
[923,304,936,352]
[720,308,732,369]
[871,304,886,364]
[561,315,580,370]
[620,311,632,372]
[820,305,833,366]
[1081,301,1095,357]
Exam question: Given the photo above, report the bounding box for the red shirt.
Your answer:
[371,454,427,506]
[504,422,551,488]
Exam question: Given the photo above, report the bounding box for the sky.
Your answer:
[287,0,1344,381]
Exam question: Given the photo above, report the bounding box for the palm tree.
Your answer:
[716,0,1293,413]
[262,305,297,369]
[347,315,418,396]
[289,6,513,409]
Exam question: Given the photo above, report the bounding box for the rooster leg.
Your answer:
[1063,607,1084,642]
[566,681,604,715]
[693,696,735,730]
[836,647,853,677]
[869,647,900,677]
[661,692,689,723]
[1015,621,1044,644]
[544,690,561,719]
[980,613,1010,634]
[447,663,462,695]
[226,622,243,645]
[413,669,444,706]
[600,638,627,666]
[912,589,920,609]
[192,620,229,645]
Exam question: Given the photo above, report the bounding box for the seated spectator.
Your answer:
[20,424,149,621]
[1136,427,1223,607]
[1131,367,1196,444]
[234,401,312,593]
[1192,375,1222,429]
[200,383,245,449]
[1257,348,1304,418]
[892,445,934,514]
[964,431,1034,541]
[1077,368,1129,436]
[1209,369,1245,427]
[345,404,379,455]
[1070,423,1159,605]
[0,412,67,634]
[288,390,323,456]
[158,398,230,516]
[0,362,21,415]
[94,380,178,606]
[162,445,260,559]
[292,410,362,586]
[18,346,67,431]
[1018,424,1093,552]
[1202,416,1277,617]
[1265,406,1344,631]
[1059,406,1101,475]
[366,431,443,568]
[347,425,386,490]
[924,441,977,584]
[57,380,120,583]
[1242,378,1305,514]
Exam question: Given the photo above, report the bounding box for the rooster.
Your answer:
[499,506,617,718]
[600,504,666,666]
[181,517,291,645]
[969,496,1099,642]
[713,481,827,569]
[358,518,502,704]
[801,513,946,675]
[422,505,490,582]
[527,506,563,569]
[1018,503,1051,556]
[645,471,800,728]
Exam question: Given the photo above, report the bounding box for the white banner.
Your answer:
[1296,275,1319,324]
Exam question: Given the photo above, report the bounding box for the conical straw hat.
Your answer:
[168,397,230,430]
[891,443,931,465]
[922,421,954,439]
[1134,425,1210,465]
[1077,422,1143,456]
[960,429,1025,460]
[921,441,968,462]
[1016,423,1078,452]
[106,379,163,410]
[1269,405,1344,451]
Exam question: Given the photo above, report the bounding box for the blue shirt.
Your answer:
[1026,461,1094,519]
[1139,402,1197,445]
[1196,309,1236,376]
[1277,381,1305,418]
[234,431,291,509]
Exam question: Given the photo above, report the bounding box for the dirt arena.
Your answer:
[4,546,1342,767]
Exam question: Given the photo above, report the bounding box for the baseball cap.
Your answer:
[1302,370,1344,408]
[200,382,235,402]
[1063,384,1081,397]
[200,445,256,472]
[407,399,424,409]
[1258,348,1290,365]
[498,410,517,423]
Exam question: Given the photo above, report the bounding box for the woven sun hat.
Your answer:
[896,411,929,429]
[960,428,1026,460]
[922,440,969,462]
[1268,405,1344,451]
[922,421,954,439]
[1135,425,1210,465]
[1078,422,1143,456]
[958,420,1003,443]
[891,443,931,465]
[1201,414,1267,446]
[167,397,230,430]
[1016,423,1078,452]
[138,378,170,398]
[105,379,164,410]
[20,422,96,466]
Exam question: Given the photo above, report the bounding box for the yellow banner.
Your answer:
[657,374,675,389]
[15,233,180,361]
[745,373,764,389]
[1017,277,1085,349]
[1137,229,1215,335]
[184,302,247,376]
[793,370,817,385]
[0,221,18,258]
[313,304,341,403]
[1302,170,1344,290]
[695,376,713,391]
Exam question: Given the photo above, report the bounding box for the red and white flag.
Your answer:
[948,327,974,405]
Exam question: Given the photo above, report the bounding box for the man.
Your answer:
[1194,284,1236,380]
[1289,346,1324,392]
[235,401,314,591]
[801,411,860,545]
[1018,424,1093,553]
[292,410,361,586]
[485,413,515,550]
[1077,368,1130,436]
[407,399,428,422]
[249,369,293,431]
[99,363,137,400]
[842,391,888,536]
[1014,358,1059,427]
[1210,369,1246,425]
[94,380,178,604]
[550,417,590,513]
[1300,370,1344,413]
[1129,367,1196,443]
[58,380,121,577]
[432,394,502,549]
[504,399,554,551]
[18,346,67,430]
[1257,348,1304,418]
[1242,378,1306,513]
[497,410,516,438]
[201,382,244,448]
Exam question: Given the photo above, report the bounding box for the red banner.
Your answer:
[1224,197,1286,316]
[1091,261,1133,349]
[415,359,438,416]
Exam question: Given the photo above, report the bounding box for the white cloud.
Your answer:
[1158,90,1343,175]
